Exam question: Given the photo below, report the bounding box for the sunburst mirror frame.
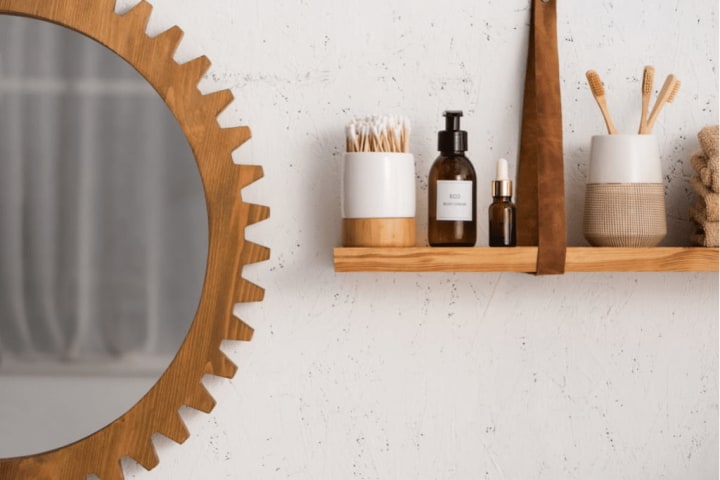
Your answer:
[0,0,269,478]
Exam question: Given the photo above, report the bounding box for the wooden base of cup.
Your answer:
[342,218,416,247]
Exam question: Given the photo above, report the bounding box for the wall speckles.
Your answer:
[110,0,720,479]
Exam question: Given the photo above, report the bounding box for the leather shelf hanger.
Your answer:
[516,0,567,275]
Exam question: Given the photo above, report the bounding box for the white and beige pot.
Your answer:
[341,152,416,247]
[583,134,667,247]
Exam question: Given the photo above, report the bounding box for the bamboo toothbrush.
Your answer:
[586,70,618,134]
[644,74,680,134]
[638,65,655,134]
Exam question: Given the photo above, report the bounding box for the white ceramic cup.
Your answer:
[584,134,667,247]
[342,152,416,219]
[587,134,662,184]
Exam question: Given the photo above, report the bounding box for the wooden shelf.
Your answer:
[333,246,719,273]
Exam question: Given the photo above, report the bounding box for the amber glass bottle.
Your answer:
[488,158,517,246]
[428,111,477,246]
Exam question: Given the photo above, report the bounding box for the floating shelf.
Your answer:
[333,247,719,273]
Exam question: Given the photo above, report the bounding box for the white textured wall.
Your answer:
[110,0,719,478]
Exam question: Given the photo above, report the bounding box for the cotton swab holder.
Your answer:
[342,152,416,247]
[342,115,416,247]
[583,134,667,247]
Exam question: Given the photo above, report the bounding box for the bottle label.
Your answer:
[436,180,473,221]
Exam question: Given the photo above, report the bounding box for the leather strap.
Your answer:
[516,0,566,274]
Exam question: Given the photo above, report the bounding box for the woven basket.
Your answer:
[583,183,667,247]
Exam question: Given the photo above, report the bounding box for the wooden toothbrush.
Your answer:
[586,70,618,134]
[644,74,680,134]
[638,65,655,134]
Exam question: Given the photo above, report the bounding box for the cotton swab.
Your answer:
[346,115,411,153]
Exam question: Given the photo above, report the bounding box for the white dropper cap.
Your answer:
[491,158,512,197]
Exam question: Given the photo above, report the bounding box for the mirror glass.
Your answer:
[0,16,205,457]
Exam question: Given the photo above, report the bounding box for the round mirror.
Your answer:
[0,1,266,477]
[0,16,205,457]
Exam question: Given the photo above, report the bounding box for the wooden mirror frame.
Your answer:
[0,1,269,478]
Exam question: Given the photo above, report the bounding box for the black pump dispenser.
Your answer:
[438,110,467,154]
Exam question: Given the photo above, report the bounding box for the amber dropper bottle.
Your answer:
[428,111,477,246]
[488,158,516,247]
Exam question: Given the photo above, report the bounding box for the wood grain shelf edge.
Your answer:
[333,246,719,273]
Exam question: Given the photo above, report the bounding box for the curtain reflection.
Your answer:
[0,17,205,367]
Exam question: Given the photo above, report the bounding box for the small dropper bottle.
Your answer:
[488,158,516,247]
